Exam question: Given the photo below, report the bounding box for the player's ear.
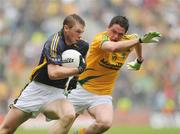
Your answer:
[64,25,69,32]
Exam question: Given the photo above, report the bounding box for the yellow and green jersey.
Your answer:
[78,31,137,95]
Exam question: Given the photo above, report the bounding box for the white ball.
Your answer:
[62,49,81,68]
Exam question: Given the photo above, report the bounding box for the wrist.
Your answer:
[139,38,142,43]
[137,58,143,64]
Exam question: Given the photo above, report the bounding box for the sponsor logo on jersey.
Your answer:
[51,58,61,62]
[99,58,123,70]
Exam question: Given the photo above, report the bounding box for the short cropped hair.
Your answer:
[63,14,85,28]
[108,16,129,33]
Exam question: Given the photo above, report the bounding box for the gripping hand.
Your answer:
[77,55,86,74]
[127,59,143,70]
[139,32,161,43]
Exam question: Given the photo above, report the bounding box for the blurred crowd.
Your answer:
[0,0,180,116]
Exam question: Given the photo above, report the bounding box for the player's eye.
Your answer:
[118,33,124,37]
[112,30,117,34]
[76,30,83,34]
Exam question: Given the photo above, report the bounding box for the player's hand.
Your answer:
[127,59,143,70]
[139,32,161,43]
[67,77,78,92]
[78,55,86,74]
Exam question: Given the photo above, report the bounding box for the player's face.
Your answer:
[64,23,84,45]
[107,24,126,42]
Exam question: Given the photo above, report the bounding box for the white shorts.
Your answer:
[13,81,66,117]
[68,83,112,114]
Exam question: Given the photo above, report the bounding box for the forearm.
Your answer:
[135,43,143,61]
[48,64,79,80]
[102,39,139,52]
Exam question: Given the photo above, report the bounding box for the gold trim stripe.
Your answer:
[50,33,59,57]
[29,58,47,80]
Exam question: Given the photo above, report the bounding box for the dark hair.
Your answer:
[109,16,129,33]
[63,14,85,28]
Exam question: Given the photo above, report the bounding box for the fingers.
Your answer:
[153,32,161,37]
[79,55,83,65]
[126,60,141,70]
[78,56,86,74]
[127,63,136,70]
[127,65,138,70]
[151,38,160,43]
[127,65,133,70]
[142,32,161,43]
[148,32,162,38]
[152,32,161,38]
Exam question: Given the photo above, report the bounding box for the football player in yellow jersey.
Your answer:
[0,14,89,134]
[67,16,161,134]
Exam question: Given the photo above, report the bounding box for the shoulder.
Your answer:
[76,40,89,50]
[47,33,58,41]
[74,40,89,57]
[77,40,89,46]
[76,40,89,54]
[45,32,63,46]
[44,33,58,46]
[93,31,107,40]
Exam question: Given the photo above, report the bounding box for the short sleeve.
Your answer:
[44,34,62,65]
[126,34,139,39]
[91,33,108,49]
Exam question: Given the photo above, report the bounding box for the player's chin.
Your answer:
[73,40,79,44]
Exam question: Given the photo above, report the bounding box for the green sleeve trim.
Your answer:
[100,35,109,48]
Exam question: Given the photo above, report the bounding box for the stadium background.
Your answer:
[0,0,180,133]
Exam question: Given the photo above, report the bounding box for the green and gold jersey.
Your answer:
[78,31,137,95]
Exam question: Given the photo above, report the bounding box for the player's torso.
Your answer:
[79,31,136,95]
[30,31,89,89]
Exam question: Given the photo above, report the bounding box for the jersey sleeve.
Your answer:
[101,34,109,46]
[125,34,139,39]
[91,33,108,49]
[44,33,62,65]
